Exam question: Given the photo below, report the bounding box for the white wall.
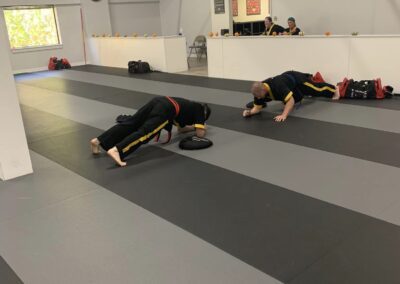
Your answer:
[109,1,161,36]
[80,0,112,35]
[373,0,400,34]
[271,0,400,35]
[180,0,211,50]
[0,11,32,180]
[0,0,80,5]
[233,0,269,23]
[210,0,232,34]
[3,0,399,72]
[7,5,85,72]
[159,0,211,55]
[159,0,181,36]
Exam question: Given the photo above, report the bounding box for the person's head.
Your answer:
[287,17,296,29]
[264,16,273,28]
[203,103,211,121]
[251,81,267,99]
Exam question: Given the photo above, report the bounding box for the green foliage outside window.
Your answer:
[4,7,60,49]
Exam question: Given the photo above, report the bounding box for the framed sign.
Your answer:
[246,0,261,15]
[232,0,238,17]
[214,0,225,14]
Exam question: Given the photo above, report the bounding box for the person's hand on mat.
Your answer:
[274,114,287,122]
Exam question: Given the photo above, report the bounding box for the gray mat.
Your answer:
[69,65,400,111]
[71,64,253,93]
[20,104,400,284]
[20,77,400,168]
[0,255,23,284]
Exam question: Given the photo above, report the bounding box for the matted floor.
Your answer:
[1,65,400,284]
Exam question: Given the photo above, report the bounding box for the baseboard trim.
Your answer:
[13,61,87,74]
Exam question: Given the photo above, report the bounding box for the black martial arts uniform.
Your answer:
[97,96,207,159]
[284,27,301,35]
[254,71,336,107]
[261,24,285,35]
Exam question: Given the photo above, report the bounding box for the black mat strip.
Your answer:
[20,77,400,168]
[69,65,400,111]
[0,255,23,284]
[71,64,253,92]
[21,105,400,283]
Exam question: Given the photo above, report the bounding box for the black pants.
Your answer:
[287,71,336,98]
[299,81,336,98]
[97,97,175,159]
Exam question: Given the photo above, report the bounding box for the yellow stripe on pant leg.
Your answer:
[122,120,169,153]
[303,82,336,93]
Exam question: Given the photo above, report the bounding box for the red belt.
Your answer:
[166,96,180,116]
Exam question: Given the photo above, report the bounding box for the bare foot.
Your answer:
[90,138,101,154]
[107,147,127,167]
[332,88,340,100]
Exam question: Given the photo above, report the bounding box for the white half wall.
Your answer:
[109,0,161,36]
[88,36,188,72]
[0,12,32,180]
[270,0,400,35]
[207,35,400,91]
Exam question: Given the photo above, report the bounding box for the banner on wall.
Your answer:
[246,0,261,15]
[214,0,225,14]
[232,0,238,16]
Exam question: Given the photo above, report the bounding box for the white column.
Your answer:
[0,12,32,180]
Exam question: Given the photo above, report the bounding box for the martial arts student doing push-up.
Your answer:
[91,96,211,167]
[243,70,340,122]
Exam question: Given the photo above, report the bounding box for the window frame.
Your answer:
[3,5,63,52]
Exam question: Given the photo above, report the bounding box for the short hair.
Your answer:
[288,17,296,22]
[265,16,273,22]
[203,103,211,121]
[251,81,264,97]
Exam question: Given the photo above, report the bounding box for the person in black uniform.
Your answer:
[284,17,301,35]
[261,16,284,36]
[243,70,340,122]
[90,96,211,166]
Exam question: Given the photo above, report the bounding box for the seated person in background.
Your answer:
[243,71,340,122]
[284,17,301,35]
[90,96,211,166]
[261,16,284,36]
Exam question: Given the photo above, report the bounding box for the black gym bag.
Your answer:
[128,60,151,74]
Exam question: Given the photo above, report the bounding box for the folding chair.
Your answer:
[187,35,207,66]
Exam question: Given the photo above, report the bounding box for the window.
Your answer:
[3,6,61,50]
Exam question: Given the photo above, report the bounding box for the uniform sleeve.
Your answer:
[193,104,206,129]
[282,90,294,104]
[275,81,294,104]
[293,28,301,35]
